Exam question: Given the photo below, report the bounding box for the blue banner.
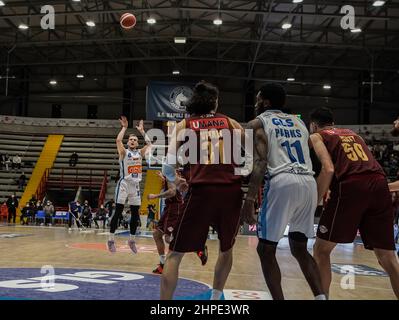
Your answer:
[146,81,194,121]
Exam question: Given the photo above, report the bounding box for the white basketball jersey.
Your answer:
[257,110,313,178]
[119,149,142,182]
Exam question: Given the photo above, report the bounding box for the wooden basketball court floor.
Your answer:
[0,224,396,300]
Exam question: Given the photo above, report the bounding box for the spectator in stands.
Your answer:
[121,209,131,229]
[68,200,82,231]
[18,172,26,190]
[34,200,43,224]
[0,152,4,170]
[69,152,79,167]
[105,199,114,212]
[36,200,43,211]
[394,143,399,153]
[12,154,22,170]
[29,195,37,207]
[105,199,115,224]
[43,200,54,226]
[21,202,35,225]
[1,201,8,222]
[367,144,374,152]
[2,153,10,171]
[391,116,399,137]
[373,144,382,160]
[146,204,156,229]
[81,200,92,228]
[6,194,18,223]
[94,204,107,229]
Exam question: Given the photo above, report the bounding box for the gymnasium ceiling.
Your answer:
[0,0,399,101]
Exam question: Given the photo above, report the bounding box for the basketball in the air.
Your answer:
[120,13,137,29]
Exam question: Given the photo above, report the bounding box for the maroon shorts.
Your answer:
[157,202,180,236]
[317,173,395,250]
[170,183,243,253]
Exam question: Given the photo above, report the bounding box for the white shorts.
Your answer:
[257,172,317,242]
[115,179,141,206]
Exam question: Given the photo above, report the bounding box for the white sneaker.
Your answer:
[68,228,72,231]
[48,223,52,227]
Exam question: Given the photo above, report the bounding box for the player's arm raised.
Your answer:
[116,116,128,160]
[310,133,335,203]
[241,118,268,225]
[136,120,152,158]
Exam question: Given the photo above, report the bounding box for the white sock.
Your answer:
[109,233,115,241]
[129,234,135,241]
[210,289,223,300]
[159,255,166,265]
[315,294,327,300]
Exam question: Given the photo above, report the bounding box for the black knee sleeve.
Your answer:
[258,238,278,246]
[257,238,278,257]
[288,232,308,243]
[288,232,309,259]
[129,205,140,235]
[110,203,124,234]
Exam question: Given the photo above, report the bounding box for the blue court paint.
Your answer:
[0,268,210,300]
[175,289,225,300]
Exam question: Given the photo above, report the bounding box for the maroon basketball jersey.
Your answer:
[184,113,241,185]
[318,128,385,181]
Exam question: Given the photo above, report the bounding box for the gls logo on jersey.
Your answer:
[0,268,210,300]
[272,118,294,127]
[271,118,303,139]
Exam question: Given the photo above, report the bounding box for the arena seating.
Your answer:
[0,132,46,203]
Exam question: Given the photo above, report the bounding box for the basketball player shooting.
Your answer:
[107,117,152,254]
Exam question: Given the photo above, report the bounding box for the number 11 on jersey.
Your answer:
[281,140,305,164]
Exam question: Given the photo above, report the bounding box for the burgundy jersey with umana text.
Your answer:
[183,113,242,185]
[318,128,385,182]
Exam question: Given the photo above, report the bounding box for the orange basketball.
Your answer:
[120,13,137,29]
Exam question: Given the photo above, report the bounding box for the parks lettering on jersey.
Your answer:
[275,128,302,139]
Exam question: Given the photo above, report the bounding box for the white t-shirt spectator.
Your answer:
[393,144,399,152]
[12,155,21,164]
